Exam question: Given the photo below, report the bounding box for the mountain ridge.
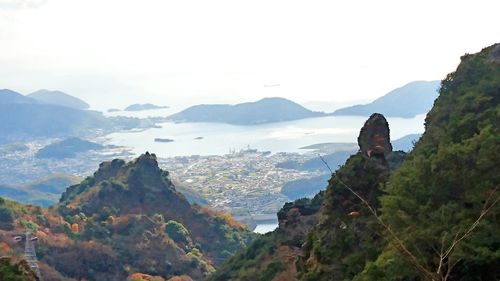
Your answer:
[0,89,38,104]
[28,89,90,110]
[0,89,157,143]
[332,80,440,118]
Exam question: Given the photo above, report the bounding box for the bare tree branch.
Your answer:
[318,154,333,174]
[442,186,499,261]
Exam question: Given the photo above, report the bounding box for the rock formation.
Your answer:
[357,113,392,158]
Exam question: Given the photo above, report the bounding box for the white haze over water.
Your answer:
[0,0,499,110]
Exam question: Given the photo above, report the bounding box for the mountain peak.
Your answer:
[0,89,37,104]
[135,151,158,166]
[59,152,178,209]
[1,153,253,280]
[332,80,440,118]
[28,89,90,109]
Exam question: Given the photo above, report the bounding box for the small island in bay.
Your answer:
[194,136,204,140]
[36,137,104,159]
[154,138,174,143]
[125,103,169,111]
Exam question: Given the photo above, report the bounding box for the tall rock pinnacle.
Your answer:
[357,113,392,158]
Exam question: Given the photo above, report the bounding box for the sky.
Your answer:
[0,0,498,111]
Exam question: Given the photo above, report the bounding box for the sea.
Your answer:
[104,108,425,158]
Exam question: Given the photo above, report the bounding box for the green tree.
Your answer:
[165,220,192,246]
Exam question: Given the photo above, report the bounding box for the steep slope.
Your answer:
[332,80,440,118]
[354,43,500,280]
[0,153,253,281]
[28,89,90,110]
[209,43,499,281]
[208,114,406,281]
[167,97,325,125]
[300,44,500,280]
[297,114,406,281]
[207,193,324,281]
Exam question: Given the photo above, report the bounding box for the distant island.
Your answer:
[36,137,104,159]
[299,142,358,154]
[124,103,169,111]
[392,133,421,152]
[0,89,159,143]
[154,138,174,143]
[167,97,325,125]
[332,80,440,118]
[28,89,90,110]
[107,108,120,112]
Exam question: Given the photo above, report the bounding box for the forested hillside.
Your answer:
[0,153,254,280]
[208,43,500,281]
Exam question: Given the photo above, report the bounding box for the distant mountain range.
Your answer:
[167,82,440,125]
[0,89,38,104]
[125,103,168,111]
[392,133,421,151]
[0,174,80,207]
[332,80,440,118]
[167,97,326,125]
[28,89,90,109]
[0,89,155,143]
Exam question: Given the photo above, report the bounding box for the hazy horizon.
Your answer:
[1,0,498,110]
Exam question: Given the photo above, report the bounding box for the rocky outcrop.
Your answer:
[208,113,405,281]
[357,113,392,158]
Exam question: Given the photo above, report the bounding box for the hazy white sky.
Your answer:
[0,0,498,110]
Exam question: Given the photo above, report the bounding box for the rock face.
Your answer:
[357,113,392,158]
